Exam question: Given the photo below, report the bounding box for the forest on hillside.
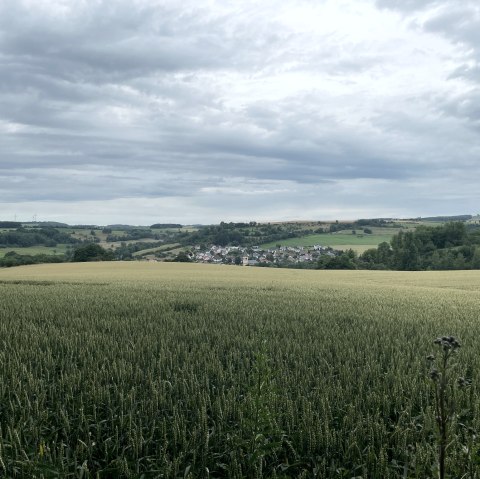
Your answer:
[335,222,480,271]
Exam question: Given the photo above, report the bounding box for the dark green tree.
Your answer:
[172,251,191,262]
[73,244,114,262]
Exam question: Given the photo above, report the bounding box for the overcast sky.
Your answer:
[1,0,479,225]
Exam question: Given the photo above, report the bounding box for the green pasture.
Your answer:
[132,243,181,257]
[261,232,395,252]
[0,244,68,258]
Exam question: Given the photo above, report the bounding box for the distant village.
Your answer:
[188,244,339,266]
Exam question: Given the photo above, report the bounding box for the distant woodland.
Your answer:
[330,222,480,270]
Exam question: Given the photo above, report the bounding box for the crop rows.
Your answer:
[0,264,479,477]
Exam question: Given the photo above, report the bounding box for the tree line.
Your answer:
[0,227,79,248]
[325,222,480,271]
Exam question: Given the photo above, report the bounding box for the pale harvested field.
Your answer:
[3,260,480,292]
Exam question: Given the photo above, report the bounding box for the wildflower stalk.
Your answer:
[427,336,461,479]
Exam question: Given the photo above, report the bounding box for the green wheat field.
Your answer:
[1,263,480,478]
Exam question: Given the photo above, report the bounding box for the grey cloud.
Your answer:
[0,0,289,85]
[0,165,222,202]
[448,64,480,83]
[2,81,476,203]
[376,0,480,59]
[435,89,480,124]
[1,0,479,222]
[0,2,214,77]
[376,0,480,145]
[423,4,480,45]
[403,2,480,82]
[406,3,480,126]
[377,0,480,71]
[375,0,440,12]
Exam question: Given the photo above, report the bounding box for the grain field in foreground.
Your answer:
[1,262,480,478]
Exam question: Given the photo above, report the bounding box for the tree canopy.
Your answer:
[73,244,114,262]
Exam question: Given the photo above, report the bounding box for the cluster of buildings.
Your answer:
[191,244,338,266]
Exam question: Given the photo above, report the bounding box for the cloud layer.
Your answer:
[1,0,479,224]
